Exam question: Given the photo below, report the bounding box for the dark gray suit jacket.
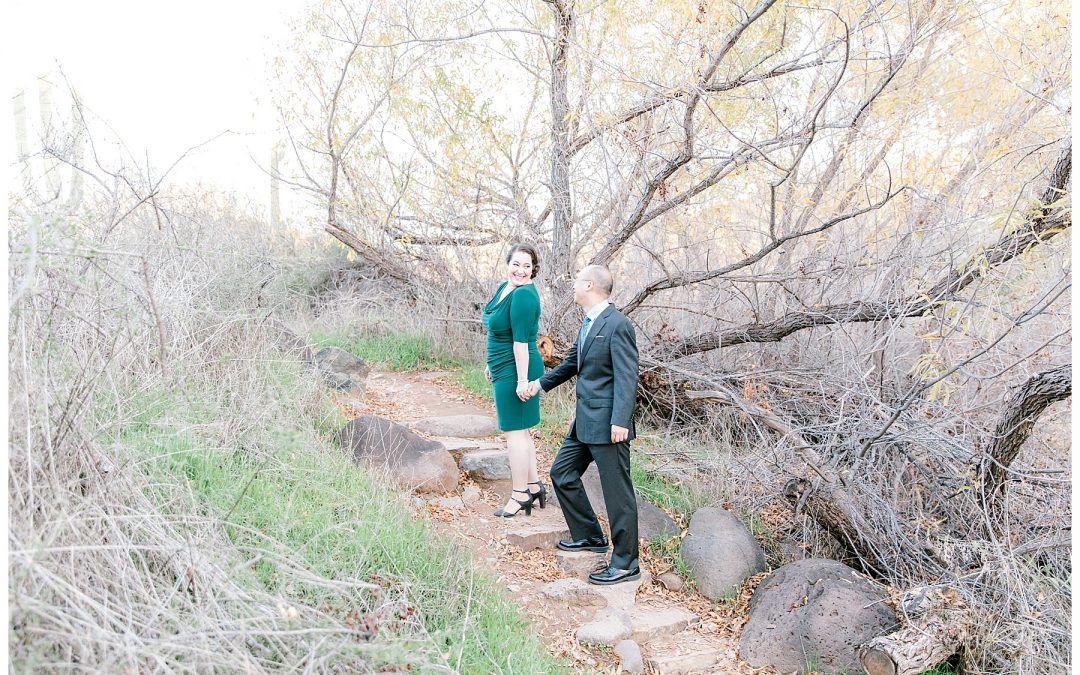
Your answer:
[539,304,639,445]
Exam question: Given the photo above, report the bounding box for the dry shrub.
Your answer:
[7,180,418,671]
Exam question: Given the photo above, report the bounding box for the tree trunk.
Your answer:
[635,366,947,578]
[270,142,282,229]
[545,0,575,332]
[981,364,1071,500]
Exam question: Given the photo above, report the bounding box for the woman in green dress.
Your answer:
[482,243,546,517]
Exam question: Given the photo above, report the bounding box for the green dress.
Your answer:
[482,281,543,431]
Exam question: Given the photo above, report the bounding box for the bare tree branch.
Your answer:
[980,364,1071,500]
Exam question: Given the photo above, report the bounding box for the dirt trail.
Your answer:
[343,369,754,674]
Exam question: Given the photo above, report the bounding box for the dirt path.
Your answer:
[343,369,755,674]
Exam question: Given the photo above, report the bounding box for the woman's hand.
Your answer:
[516,381,530,401]
[485,366,491,383]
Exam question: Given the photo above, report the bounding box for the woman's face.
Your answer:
[506,251,534,286]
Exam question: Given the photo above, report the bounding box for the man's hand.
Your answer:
[527,380,542,398]
[516,381,531,401]
[611,425,629,443]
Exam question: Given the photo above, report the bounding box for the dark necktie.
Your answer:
[577,315,592,368]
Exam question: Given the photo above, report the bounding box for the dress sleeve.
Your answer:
[509,288,540,342]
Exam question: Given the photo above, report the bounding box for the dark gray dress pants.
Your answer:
[549,434,639,570]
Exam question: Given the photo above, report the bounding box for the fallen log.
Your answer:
[860,586,972,675]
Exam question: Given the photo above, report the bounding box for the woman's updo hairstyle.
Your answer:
[506,242,541,279]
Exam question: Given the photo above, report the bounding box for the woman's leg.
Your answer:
[527,432,540,489]
[501,429,532,513]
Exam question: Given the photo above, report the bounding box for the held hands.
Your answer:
[516,380,541,401]
[611,425,629,443]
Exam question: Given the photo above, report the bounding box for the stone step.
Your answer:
[459,449,511,480]
[576,607,632,646]
[592,571,653,610]
[644,647,728,675]
[629,604,699,644]
[554,549,607,578]
[432,437,503,461]
[540,578,607,608]
[504,524,569,551]
[411,414,499,438]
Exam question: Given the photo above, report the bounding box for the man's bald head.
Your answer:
[579,265,613,296]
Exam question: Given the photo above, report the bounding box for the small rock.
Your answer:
[461,486,482,506]
[411,415,499,438]
[541,579,607,608]
[614,639,645,674]
[576,608,632,646]
[459,450,511,480]
[657,572,685,592]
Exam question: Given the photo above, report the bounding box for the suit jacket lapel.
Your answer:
[579,305,613,366]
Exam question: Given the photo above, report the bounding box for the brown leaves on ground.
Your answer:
[497,546,561,583]
[687,572,769,637]
[334,386,405,420]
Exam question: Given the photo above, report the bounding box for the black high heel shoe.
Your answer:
[527,481,547,509]
[494,490,534,518]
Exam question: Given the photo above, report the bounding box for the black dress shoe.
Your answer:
[556,536,609,553]
[588,565,641,585]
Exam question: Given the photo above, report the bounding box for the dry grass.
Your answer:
[8,173,562,672]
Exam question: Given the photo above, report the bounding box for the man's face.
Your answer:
[572,273,593,307]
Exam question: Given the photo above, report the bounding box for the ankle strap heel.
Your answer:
[494,490,533,518]
[528,481,547,509]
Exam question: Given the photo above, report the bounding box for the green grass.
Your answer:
[629,460,702,519]
[644,533,694,584]
[311,329,492,400]
[110,358,562,673]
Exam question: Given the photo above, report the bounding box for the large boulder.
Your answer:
[581,465,679,542]
[337,416,458,493]
[680,507,766,600]
[313,346,371,395]
[739,558,899,674]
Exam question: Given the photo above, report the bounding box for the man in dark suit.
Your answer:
[527,265,640,585]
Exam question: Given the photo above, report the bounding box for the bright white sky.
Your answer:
[8,0,312,214]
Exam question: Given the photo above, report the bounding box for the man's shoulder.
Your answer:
[604,306,632,328]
